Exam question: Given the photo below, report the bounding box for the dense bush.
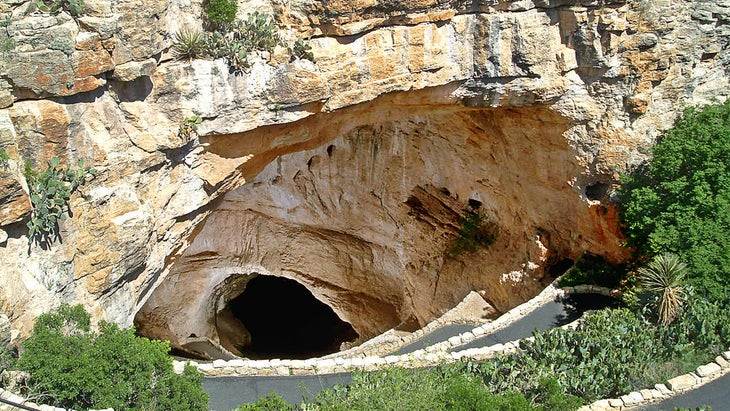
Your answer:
[306,368,580,411]
[15,304,208,411]
[558,253,628,288]
[619,100,730,301]
[470,299,729,402]
[204,0,238,31]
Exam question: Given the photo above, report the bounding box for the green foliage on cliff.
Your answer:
[0,148,9,169]
[447,208,498,257]
[204,0,238,31]
[171,11,314,72]
[31,0,86,17]
[15,304,208,411]
[619,100,730,301]
[24,157,95,246]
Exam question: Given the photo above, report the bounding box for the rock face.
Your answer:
[0,0,728,357]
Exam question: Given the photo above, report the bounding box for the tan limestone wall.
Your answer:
[0,0,726,344]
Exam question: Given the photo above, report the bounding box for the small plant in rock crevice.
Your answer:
[0,148,9,169]
[24,157,95,246]
[171,28,207,60]
[0,14,14,57]
[31,0,86,16]
[447,207,498,257]
[290,38,314,62]
[178,115,202,140]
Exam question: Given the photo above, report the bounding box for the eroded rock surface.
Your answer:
[0,0,728,357]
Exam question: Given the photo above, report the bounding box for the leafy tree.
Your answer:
[619,100,730,301]
[15,304,208,411]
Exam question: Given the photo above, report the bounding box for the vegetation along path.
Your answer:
[203,293,618,410]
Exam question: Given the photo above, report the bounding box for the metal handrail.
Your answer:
[0,396,43,411]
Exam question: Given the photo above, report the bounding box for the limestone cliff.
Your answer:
[0,0,728,358]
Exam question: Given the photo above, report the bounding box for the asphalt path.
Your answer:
[205,373,352,411]
[638,372,730,411]
[203,293,619,410]
[390,323,476,355]
[455,293,619,351]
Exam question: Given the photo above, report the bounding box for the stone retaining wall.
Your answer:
[579,351,730,411]
[174,282,614,377]
[6,282,726,411]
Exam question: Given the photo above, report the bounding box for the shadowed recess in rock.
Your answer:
[227,275,359,359]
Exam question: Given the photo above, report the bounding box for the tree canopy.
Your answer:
[619,100,730,301]
[15,304,208,411]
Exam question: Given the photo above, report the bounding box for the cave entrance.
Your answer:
[227,275,359,359]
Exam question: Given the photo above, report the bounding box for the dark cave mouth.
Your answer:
[221,275,359,360]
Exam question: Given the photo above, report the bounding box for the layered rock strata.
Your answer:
[0,0,728,357]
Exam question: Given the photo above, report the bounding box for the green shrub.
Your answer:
[172,29,208,60]
[619,100,730,302]
[290,39,314,62]
[558,253,628,288]
[447,208,498,257]
[304,367,576,411]
[15,304,208,411]
[204,0,237,31]
[24,157,95,246]
[32,0,86,16]
[234,393,295,411]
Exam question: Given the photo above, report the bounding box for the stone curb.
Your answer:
[0,388,113,411]
[176,281,614,377]
[579,351,730,411]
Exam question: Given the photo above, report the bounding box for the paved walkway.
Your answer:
[457,293,618,351]
[637,372,730,411]
[205,373,352,411]
[204,293,618,410]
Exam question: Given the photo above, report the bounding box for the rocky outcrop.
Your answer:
[0,0,728,357]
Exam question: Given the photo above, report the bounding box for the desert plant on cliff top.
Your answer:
[15,304,208,411]
[24,157,95,246]
[171,28,207,60]
[31,0,86,16]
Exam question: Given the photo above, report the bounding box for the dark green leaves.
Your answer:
[15,304,208,411]
[619,101,730,301]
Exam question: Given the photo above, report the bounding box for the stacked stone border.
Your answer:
[173,281,612,377]
[579,351,730,411]
[3,282,728,410]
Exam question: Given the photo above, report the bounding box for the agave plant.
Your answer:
[171,28,207,60]
[637,253,688,325]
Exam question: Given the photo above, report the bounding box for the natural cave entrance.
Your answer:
[224,275,359,359]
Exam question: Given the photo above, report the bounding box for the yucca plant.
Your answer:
[171,28,207,60]
[637,253,688,326]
